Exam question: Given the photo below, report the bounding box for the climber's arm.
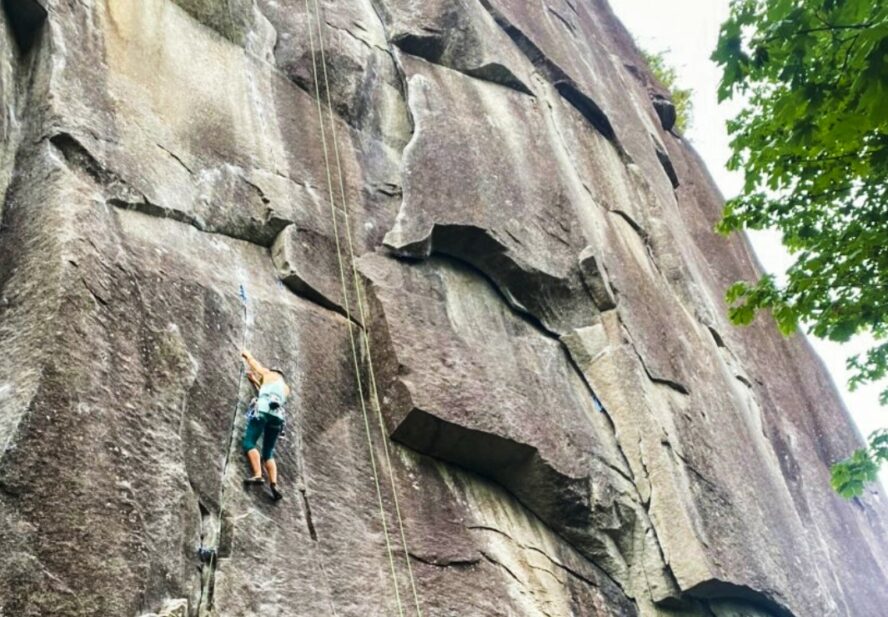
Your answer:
[242,350,270,379]
[246,370,262,389]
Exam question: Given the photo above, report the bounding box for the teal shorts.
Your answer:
[242,413,284,460]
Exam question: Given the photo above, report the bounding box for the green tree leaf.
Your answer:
[641,48,694,133]
[713,0,888,497]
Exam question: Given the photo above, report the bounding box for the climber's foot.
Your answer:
[244,475,264,486]
[270,483,283,502]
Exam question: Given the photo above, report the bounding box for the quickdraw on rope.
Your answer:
[303,2,423,615]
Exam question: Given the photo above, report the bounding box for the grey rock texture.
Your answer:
[1,1,886,616]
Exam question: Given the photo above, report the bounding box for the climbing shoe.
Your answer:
[270,483,283,502]
[243,476,264,486]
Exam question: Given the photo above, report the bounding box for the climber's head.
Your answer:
[268,367,286,382]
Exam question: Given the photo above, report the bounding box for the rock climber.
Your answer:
[241,350,290,501]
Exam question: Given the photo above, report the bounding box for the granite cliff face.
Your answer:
[1,1,887,616]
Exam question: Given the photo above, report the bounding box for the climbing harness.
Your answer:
[303,2,423,615]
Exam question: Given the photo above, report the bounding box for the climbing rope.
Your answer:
[219,284,251,526]
[307,1,423,614]
[218,284,251,529]
[196,284,253,614]
[302,3,410,616]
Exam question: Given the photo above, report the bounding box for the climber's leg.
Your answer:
[267,461,282,501]
[242,415,265,483]
[245,449,263,483]
[261,419,284,500]
[265,458,278,486]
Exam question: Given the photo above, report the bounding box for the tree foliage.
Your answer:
[831,429,888,497]
[642,49,693,133]
[713,0,888,496]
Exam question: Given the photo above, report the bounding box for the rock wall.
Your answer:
[1,1,886,616]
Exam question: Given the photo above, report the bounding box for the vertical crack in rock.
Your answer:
[194,320,251,617]
[476,0,623,153]
[559,319,685,603]
[365,252,677,603]
[654,142,680,189]
[608,209,671,284]
[156,143,195,175]
[195,500,216,617]
[300,488,318,541]
[547,7,578,37]
[298,483,342,617]
[553,81,619,146]
[4,1,888,615]
[614,312,691,396]
[368,0,414,129]
[707,326,726,349]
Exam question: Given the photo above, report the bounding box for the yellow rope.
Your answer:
[308,2,423,615]
[302,2,406,615]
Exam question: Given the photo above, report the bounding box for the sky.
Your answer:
[609,0,885,479]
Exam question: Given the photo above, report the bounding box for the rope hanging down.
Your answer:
[302,6,403,614]
[306,0,423,613]
[303,2,423,616]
